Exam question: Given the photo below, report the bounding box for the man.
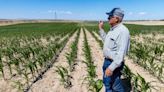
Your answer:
[99,8,130,92]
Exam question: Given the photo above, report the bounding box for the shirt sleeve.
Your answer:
[99,29,106,42]
[108,30,130,71]
[103,49,115,60]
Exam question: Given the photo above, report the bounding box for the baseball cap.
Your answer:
[106,8,124,19]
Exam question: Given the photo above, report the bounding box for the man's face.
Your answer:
[108,16,118,26]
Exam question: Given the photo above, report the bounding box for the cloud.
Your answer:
[127,12,147,16]
[138,12,147,15]
[128,12,133,15]
[48,10,72,15]
[59,11,72,15]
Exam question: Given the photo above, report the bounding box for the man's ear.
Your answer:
[116,17,119,23]
[116,17,121,23]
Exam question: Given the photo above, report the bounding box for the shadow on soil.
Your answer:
[122,78,132,92]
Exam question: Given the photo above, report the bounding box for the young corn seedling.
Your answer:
[55,66,73,88]
[65,31,80,72]
[25,60,36,79]
[3,47,14,76]
[12,58,22,75]
[148,56,155,69]
[131,74,140,92]
[157,64,164,82]
[83,60,97,78]
[36,56,44,68]
[83,77,103,92]
[65,53,74,72]
[65,43,77,72]
[37,51,47,68]
[6,60,13,76]
[137,73,151,92]
[89,30,103,49]
[0,52,5,79]
[12,80,24,92]
[82,29,102,92]
[89,79,103,92]
[22,68,29,87]
[122,65,132,79]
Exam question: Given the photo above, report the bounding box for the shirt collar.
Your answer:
[110,23,122,31]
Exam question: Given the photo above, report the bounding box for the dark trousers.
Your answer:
[102,58,124,92]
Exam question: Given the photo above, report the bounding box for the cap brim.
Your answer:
[106,12,113,17]
[106,12,111,15]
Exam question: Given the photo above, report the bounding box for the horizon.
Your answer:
[0,0,164,21]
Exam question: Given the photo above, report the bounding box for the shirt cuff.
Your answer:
[99,29,104,34]
[108,62,119,71]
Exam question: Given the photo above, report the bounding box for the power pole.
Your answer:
[54,12,57,20]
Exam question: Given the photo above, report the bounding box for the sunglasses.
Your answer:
[108,16,115,20]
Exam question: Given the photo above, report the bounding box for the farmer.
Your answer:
[98,8,130,92]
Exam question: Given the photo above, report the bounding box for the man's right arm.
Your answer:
[99,21,106,42]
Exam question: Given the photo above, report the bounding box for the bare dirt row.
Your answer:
[29,28,106,92]
[29,28,92,92]
[84,29,105,92]
[29,30,79,92]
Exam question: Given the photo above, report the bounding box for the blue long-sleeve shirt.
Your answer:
[99,23,130,71]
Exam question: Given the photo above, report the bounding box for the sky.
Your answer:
[0,0,164,20]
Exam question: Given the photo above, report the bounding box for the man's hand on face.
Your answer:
[105,68,113,77]
[99,21,104,30]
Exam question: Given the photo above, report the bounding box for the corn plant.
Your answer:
[2,47,15,76]
[11,58,22,75]
[36,54,45,68]
[83,60,96,78]
[83,30,97,78]
[65,43,77,72]
[122,65,132,79]
[137,73,151,92]
[0,52,5,79]
[25,60,36,78]
[22,69,30,87]
[122,66,151,92]
[12,80,24,92]
[89,30,103,49]
[83,77,103,92]
[0,22,78,91]
[82,29,103,92]
[65,54,75,72]
[154,45,163,56]
[157,64,164,81]
[65,30,80,72]
[130,39,164,82]
[131,73,139,92]
[55,66,72,88]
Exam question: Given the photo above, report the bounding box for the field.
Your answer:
[0,21,164,92]
[124,21,164,25]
